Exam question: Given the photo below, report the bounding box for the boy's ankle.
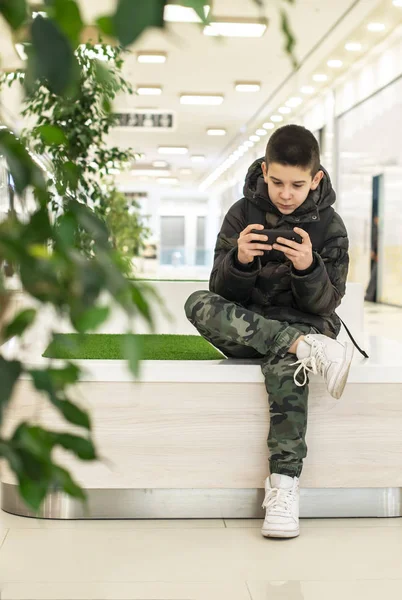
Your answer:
[288,335,305,354]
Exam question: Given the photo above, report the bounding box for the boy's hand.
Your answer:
[237,224,272,265]
[272,227,314,271]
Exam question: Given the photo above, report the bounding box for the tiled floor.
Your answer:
[1,302,402,600]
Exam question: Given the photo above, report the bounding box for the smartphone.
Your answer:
[250,229,303,245]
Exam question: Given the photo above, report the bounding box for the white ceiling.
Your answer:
[107,0,383,186]
[0,0,392,189]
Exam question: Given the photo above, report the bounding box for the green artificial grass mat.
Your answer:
[43,334,226,361]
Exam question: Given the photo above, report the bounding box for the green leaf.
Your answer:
[43,333,80,359]
[96,15,115,37]
[50,0,83,47]
[3,308,37,342]
[29,369,91,429]
[113,0,165,47]
[94,61,115,89]
[179,0,210,24]
[19,257,62,304]
[0,129,36,194]
[0,442,23,476]
[51,464,86,500]
[130,285,153,327]
[123,333,143,378]
[47,363,81,388]
[280,9,297,68]
[24,206,53,242]
[72,305,110,333]
[0,357,22,406]
[36,124,67,146]
[12,423,53,458]
[0,0,27,30]
[63,161,79,189]
[19,475,48,512]
[55,212,76,248]
[54,398,91,430]
[30,14,80,95]
[53,433,97,460]
[68,199,110,249]
[29,368,57,398]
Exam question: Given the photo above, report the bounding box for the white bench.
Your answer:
[2,281,402,520]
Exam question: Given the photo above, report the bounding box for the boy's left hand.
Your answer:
[272,228,314,271]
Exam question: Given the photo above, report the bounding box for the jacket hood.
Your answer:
[243,157,336,219]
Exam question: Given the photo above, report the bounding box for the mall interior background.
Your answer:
[1,0,401,302]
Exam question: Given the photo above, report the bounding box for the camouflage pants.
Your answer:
[184,290,319,478]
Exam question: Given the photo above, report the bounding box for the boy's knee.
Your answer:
[184,290,210,320]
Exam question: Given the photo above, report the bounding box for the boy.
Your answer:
[184,124,354,539]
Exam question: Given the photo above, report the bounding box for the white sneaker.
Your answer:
[261,473,300,538]
[291,334,354,400]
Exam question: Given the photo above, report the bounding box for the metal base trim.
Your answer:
[2,483,402,520]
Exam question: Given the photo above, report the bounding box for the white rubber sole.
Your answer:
[261,528,300,539]
[328,342,354,400]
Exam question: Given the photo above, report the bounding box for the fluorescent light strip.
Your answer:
[327,59,343,68]
[300,86,315,94]
[345,42,362,51]
[235,82,261,92]
[207,129,226,136]
[137,52,167,63]
[313,73,328,82]
[367,22,385,32]
[278,106,291,114]
[286,97,302,108]
[271,115,283,122]
[137,86,162,95]
[263,122,275,130]
[164,4,210,23]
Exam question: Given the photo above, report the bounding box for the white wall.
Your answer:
[301,26,402,303]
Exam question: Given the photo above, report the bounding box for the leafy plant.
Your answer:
[2,42,148,258]
[105,188,151,261]
[0,0,297,513]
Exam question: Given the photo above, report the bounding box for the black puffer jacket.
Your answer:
[209,158,349,338]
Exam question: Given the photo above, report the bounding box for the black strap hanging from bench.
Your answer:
[338,317,369,358]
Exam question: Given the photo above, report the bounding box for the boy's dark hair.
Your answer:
[265,124,320,176]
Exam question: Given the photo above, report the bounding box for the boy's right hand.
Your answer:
[237,224,272,265]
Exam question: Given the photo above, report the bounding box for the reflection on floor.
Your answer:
[364,301,402,340]
[0,302,402,600]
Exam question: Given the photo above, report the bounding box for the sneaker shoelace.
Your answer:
[261,487,294,514]
[290,340,328,387]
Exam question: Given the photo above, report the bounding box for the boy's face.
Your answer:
[261,161,323,215]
